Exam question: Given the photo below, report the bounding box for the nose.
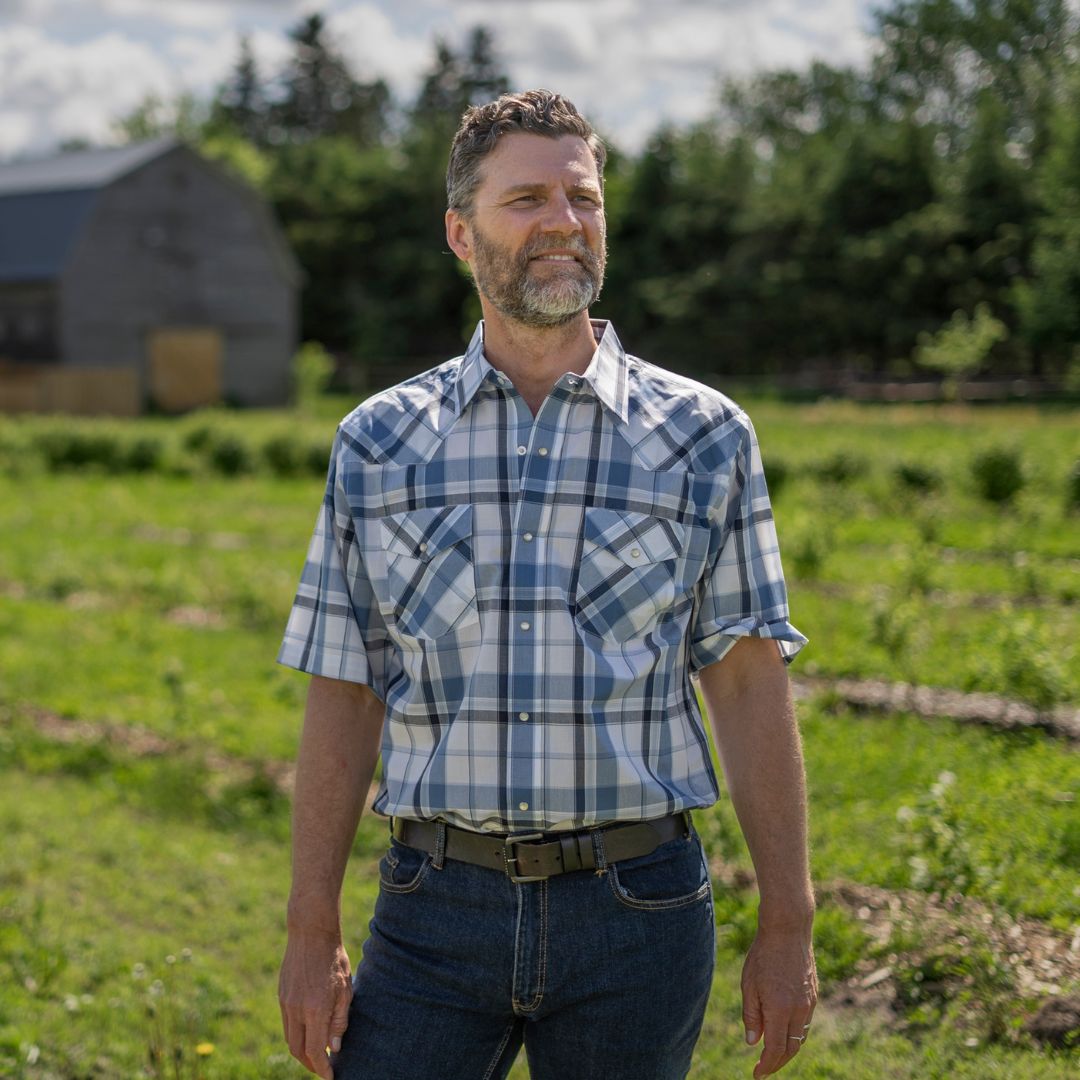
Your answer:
[538,191,584,234]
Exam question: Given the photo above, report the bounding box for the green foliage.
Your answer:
[970,446,1024,503]
[1067,458,1080,513]
[761,456,789,498]
[811,905,871,985]
[894,770,996,896]
[895,460,942,492]
[291,340,335,411]
[913,303,1009,400]
[206,433,254,476]
[811,450,868,485]
[963,609,1072,710]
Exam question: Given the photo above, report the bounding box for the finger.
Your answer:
[328,985,352,1054]
[753,1010,794,1079]
[305,1021,334,1080]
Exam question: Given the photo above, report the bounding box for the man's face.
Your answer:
[451,133,607,328]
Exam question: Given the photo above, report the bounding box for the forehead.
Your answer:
[477,133,600,194]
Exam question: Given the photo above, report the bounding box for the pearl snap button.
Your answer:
[523,532,533,541]
[519,712,529,721]
[418,542,427,552]
[538,447,548,456]
[630,548,641,558]
[520,620,531,631]
[517,445,526,455]
[519,801,529,811]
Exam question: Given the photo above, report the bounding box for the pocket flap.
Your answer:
[583,507,684,567]
[380,503,473,560]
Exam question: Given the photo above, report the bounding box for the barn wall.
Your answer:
[60,146,297,407]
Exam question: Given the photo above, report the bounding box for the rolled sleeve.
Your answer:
[689,415,807,672]
[276,430,393,701]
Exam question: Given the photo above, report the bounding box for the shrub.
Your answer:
[206,434,253,476]
[262,433,303,477]
[1067,458,1080,513]
[971,447,1024,504]
[811,450,867,485]
[895,461,942,492]
[292,341,335,411]
[35,429,122,471]
[124,436,164,473]
[762,457,789,498]
[305,440,333,477]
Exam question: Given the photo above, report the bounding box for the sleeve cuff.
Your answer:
[689,616,808,673]
[276,639,387,702]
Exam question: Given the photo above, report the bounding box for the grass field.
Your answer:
[1,396,1078,1077]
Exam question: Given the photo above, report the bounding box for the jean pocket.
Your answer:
[378,838,433,894]
[608,834,711,911]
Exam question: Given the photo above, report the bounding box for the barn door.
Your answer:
[147,327,223,412]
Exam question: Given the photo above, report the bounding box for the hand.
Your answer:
[741,925,817,1078]
[279,927,353,1079]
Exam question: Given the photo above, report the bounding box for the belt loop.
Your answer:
[590,828,608,876]
[432,820,447,870]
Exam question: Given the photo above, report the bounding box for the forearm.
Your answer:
[698,639,813,929]
[287,674,385,934]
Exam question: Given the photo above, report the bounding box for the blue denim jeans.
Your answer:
[331,817,716,1080]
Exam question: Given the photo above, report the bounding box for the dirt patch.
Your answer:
[791,675,1080,743]
[818,879,1080,1046]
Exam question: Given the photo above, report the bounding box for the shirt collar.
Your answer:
[452,319,631,426]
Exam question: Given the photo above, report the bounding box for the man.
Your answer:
[277,89,816,1080]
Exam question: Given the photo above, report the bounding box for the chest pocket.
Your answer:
[573,507,687,642]
[379,504,479,640]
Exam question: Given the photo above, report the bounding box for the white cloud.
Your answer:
[328,2,431,94]
[0,0,880,159]
[0,25,174,156]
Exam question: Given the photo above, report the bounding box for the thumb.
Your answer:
[328,986,351,1053]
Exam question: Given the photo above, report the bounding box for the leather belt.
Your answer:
[392,812,691,883]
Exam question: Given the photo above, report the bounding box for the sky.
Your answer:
[0,0,885,161]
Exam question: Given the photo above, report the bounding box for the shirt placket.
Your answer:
[502,374,581,824]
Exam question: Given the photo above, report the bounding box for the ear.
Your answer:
[445,209,473,263]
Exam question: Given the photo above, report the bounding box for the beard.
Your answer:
[468,223,606,329]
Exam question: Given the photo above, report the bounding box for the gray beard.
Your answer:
[470,229,605,329]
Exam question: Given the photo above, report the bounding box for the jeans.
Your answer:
[331,817,717,1080]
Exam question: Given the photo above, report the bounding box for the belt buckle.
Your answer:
[503,832,547,883]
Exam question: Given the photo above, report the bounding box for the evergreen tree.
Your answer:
[270,13,390,146]
[211,35,270,145]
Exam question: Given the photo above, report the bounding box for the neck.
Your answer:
[479,307,598,402]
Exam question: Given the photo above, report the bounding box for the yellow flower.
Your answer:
[195,1043,215,1056]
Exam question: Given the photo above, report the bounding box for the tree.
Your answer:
[269,13,390,146]
[913,301,1009,397]
[1013,63,1080,375]
[210,34,270,145]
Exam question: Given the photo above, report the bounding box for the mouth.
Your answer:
[530,254,581,263]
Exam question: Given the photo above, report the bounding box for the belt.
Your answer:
[391,812,691,884]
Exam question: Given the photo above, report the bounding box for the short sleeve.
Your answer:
[689,415,807,672]
[276,429,393,702]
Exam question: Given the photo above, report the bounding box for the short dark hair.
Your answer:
[446,88,606,218]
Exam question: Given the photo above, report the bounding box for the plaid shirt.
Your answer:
[278,320,806,832]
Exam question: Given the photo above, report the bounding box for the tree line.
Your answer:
[114,3,1080,390]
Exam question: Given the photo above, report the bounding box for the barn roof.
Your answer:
[0,138,179,283]
[0,138,178,197]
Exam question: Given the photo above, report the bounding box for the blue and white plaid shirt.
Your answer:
[278,320,806,833]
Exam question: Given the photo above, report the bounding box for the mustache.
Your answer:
[521,235,601,272]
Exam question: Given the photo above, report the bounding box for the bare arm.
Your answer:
[697,637,817,1079]
[279,674,385,1079]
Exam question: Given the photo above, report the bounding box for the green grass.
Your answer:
[1,397,1078,1076]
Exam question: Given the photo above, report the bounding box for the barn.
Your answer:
[0,137,301,415]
